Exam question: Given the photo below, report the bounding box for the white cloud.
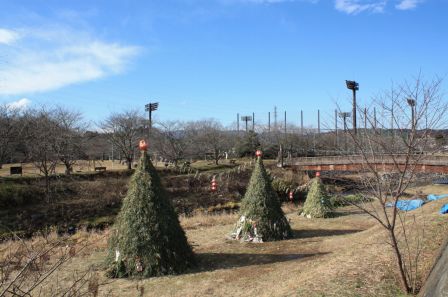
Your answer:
[6,98,31,110]
[396,0,423,10]
[0,28,20,45]
[335,0,387,14]
[0,27,140,95]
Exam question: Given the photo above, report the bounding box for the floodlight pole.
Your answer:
[241,116,252,133]
[352,88,357,134]
[406,98,416,145]
[145,102,159,140]
[407,98,416,130]
[346,80,359,135]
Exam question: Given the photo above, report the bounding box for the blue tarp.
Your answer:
[427,194,448,201]
[441,204,448,214]
[386,199,425,211]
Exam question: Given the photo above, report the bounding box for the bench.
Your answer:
[10,166,23,176]
[94,166,107,172]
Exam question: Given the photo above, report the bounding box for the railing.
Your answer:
[287,154,448,166]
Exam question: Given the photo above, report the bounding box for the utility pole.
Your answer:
[339,112,351,153]
[391,102,394,150]
[300,110,304,135]
[237,113,239,132]
[274,106,278,130]
[374,107,377,130]
[145,102,159,140]
[252,112,255,131]
[335,109,338,148]
[284,111,287,134]
[268,112,271,132]
[391,103,394,131]
[346,80,359,135]
[364,108,367,130]
[318,109,320,134]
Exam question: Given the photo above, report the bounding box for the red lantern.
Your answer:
[289,191,293,201]
[316,171,321,177]
[211,177,217,192]
[139,140,148,151]
[255,150,263,157]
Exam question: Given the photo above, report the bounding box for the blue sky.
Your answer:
[0,0,447,128]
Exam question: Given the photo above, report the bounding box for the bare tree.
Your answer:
[22,108,60,200]
[235,130,261,158]
[152,121,187,167]
[185,119,231,165]
[344,76,447,294]
[100,110,145,170]
[15,107,88,199]
[0,231,106,296]
[52,107,87,175]
[0,105,23,169]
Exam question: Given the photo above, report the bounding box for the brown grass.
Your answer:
[1,184,448,296]
[0,157,258,178]
[180,212,239,230]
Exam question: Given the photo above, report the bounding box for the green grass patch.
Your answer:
[0,183,45,207]
[78,215,116,230]
[330,194,372,208]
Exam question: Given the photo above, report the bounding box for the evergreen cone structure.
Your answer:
[301,175,333,218]
[106,149,195,278]
[230,153,292,242]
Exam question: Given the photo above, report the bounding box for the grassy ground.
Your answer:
[2,163,447,296]
[0,159,248,177]
[6,186,445,297]
[0,160,130,177]
[0,159,255,239]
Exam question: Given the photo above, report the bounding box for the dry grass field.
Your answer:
[2,184,447,297]
[0,160,129,177]
[0,159,250,177]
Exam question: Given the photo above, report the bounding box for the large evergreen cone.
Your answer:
[301,176,333,218]
[230,155,292,242]
[106,150,195,278]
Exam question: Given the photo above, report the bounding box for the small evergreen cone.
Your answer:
[301,173,333,218]
[106,141,195,278]
[230,150,292,242]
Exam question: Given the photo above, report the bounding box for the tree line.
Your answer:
[0,105,347,172]
[1,76,447,178]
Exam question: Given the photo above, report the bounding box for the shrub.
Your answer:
[301,176,333,218]
[230,155,292,242]
[271,177,296,201]
[330,194,372,207]
[106,151,195,278]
